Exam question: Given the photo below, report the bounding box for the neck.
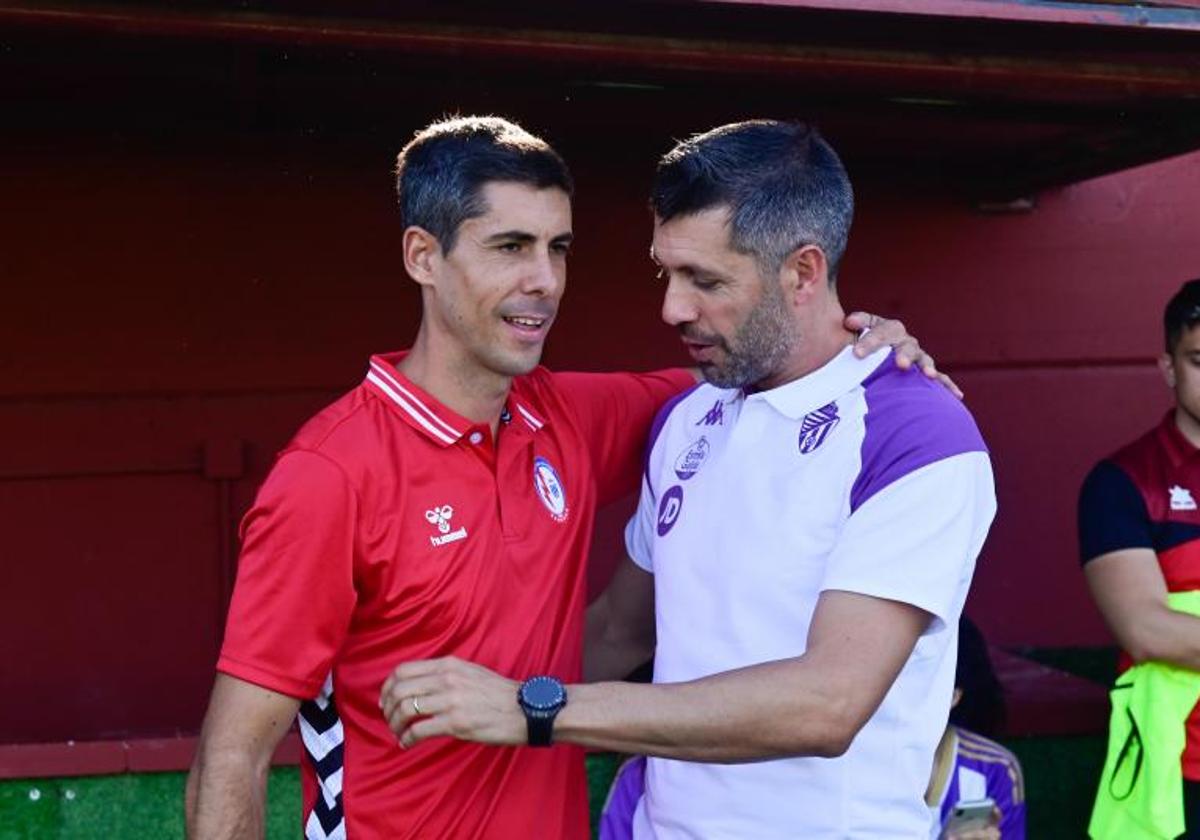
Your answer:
[1175,404,1200,449]
[399,324,511,436]
[755,300,855,392]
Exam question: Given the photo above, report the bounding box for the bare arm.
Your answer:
[1085,548,1200,669]
[186,674,300,840]
[584,555,656,682]
[382,589,930,762]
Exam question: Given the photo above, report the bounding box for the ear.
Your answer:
[403,226,442,288]
[1160,352,1177,388]
[779,245,829,305]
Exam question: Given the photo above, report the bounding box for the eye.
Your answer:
[551,241,572,257]
[498,241,523,253]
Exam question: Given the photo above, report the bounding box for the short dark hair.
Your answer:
[1164,278,1200,353]
[949,616,1006,737]
[395,115,573,253]
[650,120,854,282]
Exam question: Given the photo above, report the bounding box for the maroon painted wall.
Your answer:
[3,127,1198,742]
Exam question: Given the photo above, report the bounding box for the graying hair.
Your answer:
[651,120,853,283]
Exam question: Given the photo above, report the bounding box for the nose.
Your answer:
[522,249,562,297]
[660,276,696,327]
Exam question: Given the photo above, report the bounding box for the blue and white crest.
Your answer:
[674,436,710,480]
[798,402,840,454]
[533,456,569,522]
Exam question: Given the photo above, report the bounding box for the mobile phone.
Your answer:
[945,797,995,833]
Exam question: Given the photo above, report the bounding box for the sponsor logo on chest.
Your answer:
[657,485,684,536]
[533,456,570,523]
[425,504,468,547]
[674,436,711,480]
[1171,485,1197,511]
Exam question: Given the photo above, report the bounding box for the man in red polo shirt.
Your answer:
[1081,278,1200,836]
[185,115,934,839]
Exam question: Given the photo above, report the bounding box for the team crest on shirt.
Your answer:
[798,402,840,454]
[674,436,711,480]
[533,456,570,522]
[425,504,468,547]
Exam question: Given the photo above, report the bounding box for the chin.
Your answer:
[491,350,543,378]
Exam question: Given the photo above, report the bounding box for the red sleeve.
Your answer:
[217,449,358,699]
[552,368,696,505]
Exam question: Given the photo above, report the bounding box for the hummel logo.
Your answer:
[695,400,724,427]
[1170,485,1197,511]
[425,504,468,547]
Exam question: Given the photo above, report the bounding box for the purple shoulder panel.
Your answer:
[850,357,987,513]
[643,383,703,494]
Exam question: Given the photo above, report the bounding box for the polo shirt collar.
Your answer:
[1157,409,1200,468]
[363,352,549,447]
[505,378,548,433]
[753,343,890,420]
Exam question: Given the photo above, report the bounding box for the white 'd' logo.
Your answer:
[425,504,468,547]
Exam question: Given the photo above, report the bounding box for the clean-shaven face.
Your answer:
[432,181,573,379]
[1166,324,1200,430]
[653,206,795,390]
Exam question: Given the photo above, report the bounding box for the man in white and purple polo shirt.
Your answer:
[380,120,995,839]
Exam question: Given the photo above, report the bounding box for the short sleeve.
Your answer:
[553,369,695,505]
[624,472,659,573]
[1078,460,1152,565]
[217,449,358,699]
[821,452,996,632]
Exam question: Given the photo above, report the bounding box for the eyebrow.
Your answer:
[481,230,574,247]
[482,231,536,245]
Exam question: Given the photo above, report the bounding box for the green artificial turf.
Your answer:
[0,767,301,840]
[0,735,1107,838]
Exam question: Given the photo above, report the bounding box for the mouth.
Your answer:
[682,339,717,364]
[501,314,552,340]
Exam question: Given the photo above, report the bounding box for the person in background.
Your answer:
[926,616,1026,840]
[1080,278,1200,839]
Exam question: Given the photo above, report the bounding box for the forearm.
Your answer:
[557,657,854,762]
[186,749,269,839]
[583,606,654,682]
[1119,606,1200,670]
[583,563,656,682]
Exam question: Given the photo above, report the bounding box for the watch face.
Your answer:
[521,676,565,710]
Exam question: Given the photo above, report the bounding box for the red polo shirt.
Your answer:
[1080,410,1200,779]
[218,351,693,838]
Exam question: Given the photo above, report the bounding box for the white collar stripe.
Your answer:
[366,372,458,445]
[368,361,464,437]
[515,403,544,430]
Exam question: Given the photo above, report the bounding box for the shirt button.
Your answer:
[469,432,483,445]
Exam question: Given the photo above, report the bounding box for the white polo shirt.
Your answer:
[625,345,996,839]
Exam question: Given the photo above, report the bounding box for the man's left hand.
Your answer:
[380,657,524,749]
[845,311,963,399]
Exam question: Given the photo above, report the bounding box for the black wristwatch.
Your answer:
[517,675,567,747]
